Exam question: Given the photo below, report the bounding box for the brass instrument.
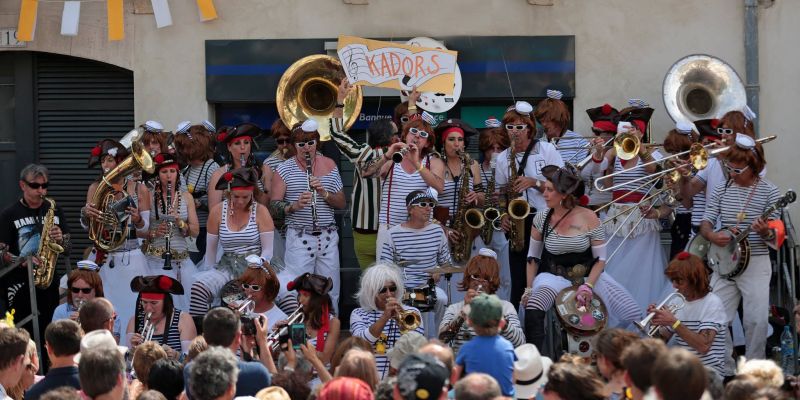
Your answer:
[162,183,174,270]
[396,309,422,333]
[596,142,711,193]
[304,152,321,235]
[438,284,482,344]
[268,307,305,353]
[88,142,154,251]
[634,292,686,337]
[34,197,63,289]
[480,154,500,244]
[75,299,87,324]
[451,150,483,263]
[506,139,530,252]
[141,312,155,343]
[276,55,363,141]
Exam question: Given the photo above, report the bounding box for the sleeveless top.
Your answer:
[219,199,260,254]
[137,309,182,350]
[379,157,430,226]
[439,160,474,227]
[534,209,605,277]
[148,189,189,253]
[277,156,343,229]
[183,159,219,229]
[611,157,652,201]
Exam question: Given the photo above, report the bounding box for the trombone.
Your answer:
[595,142,709,193]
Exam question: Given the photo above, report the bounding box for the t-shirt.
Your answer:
[494,141,564,211]
[456,335,517,397]
[24,366,80,400]
[670,293,728,377]
[0,199,70,257]
[184,356,271,399]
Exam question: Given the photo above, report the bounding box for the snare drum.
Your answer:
[402,286,436,312]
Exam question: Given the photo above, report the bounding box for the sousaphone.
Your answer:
[276,55,363,141]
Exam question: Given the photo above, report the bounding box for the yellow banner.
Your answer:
[17,0,38,42]
[107,0,124,41]
[196,0,218,21]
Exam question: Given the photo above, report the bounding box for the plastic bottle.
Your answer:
[780,325,795,375]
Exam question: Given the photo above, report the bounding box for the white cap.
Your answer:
[74,330,127,363]
[76,259,99,271]
[485,117,501,128]
[245,254,264,266]
[143,120,164,133]
[421,111,437,126]
[676,121,694,135]
[514,101,533,116]
[742,105,757,121]
[426,188,439,201]
[735,132,756,150]
[546,89,563,100]
[301,119,319,133]
[478,248,497,259]
[176,121,192,134]
[107,148,118,158]
[202,120,216,132]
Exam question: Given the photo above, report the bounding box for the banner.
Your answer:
[336,35,458,94]
[17,0,37,42]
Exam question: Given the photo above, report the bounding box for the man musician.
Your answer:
[0,164,70,338]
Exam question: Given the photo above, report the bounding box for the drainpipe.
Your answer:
[744,0,760,136]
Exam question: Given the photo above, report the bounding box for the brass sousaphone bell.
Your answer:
[276,55,363,141]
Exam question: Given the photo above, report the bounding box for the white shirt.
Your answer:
[495,140,564,211]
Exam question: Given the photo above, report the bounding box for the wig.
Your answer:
[237,262,280,303]
[173,125,214,165]
[400,119,435,155]
[534,98,571,135]
[355,261,405,311]
[664,253,711,298]
[66,269,105,305]
[458,255,501,293]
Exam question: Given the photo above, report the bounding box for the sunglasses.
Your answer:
[412,201,435,208]
[242,283,262,291]
[408,128,429,139]
[71,287,92,294]
[505,124,528,131]
[24,181,49,189]
[296,140,317,148]
[724,163,749,175]
[717,128,734,135]
[276,138,290,145]
[469,274,488,282]
[379,285,398,294]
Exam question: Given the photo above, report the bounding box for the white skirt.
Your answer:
[98,248,149,347]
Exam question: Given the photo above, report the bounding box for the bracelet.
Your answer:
[417,164,425,173]
[585,282,594,289]
[323,191,330,200]
[672,320,681,330]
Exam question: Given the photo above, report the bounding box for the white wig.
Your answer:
[355,261,405,311]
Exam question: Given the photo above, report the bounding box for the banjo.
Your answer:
[690,190,795,279]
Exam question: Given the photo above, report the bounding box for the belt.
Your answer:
[143,243,189,261]
[552,264,590,286]
[288,225,337,236]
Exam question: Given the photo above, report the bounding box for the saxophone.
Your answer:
[480,155,500,244]
[506,143,530,252]
[34,197,63,289]
[450,151,484,263]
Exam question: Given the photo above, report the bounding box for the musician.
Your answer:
[261,119,294,262]
[350,262,424,379]
[141,120,168,156]
[285,272,340,365]
[52,260,121,340]
[477,121,511,300]
[367,116,445,255]
[699,133,780,367]
[438,249,524,355]
[81,139,149,337]
[174,120,219,264]
[230,254,286,332]
[379,190,452,325]
[189,168,274,317]
[524,165,640,349]
[647,252,727,378]
[494,101,563,305]
[270,120,346,309]
[140,153,199,311]
[208,123,266,209]
[582,104,618,209]
[393,89,422,130]
[0,163,70,338]
[127,275,197,355]
[329,81,400,269]
[590,102,670,310]
[537,89,589,164]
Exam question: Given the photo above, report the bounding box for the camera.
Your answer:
[241,314,264,336]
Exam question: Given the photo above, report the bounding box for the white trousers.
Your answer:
[280,228,340,312]
[98,249,149,347]
[711,254,771,375]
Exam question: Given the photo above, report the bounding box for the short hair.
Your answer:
[652,348,707,400]
[501,110,536,140]
[148,358,185,400]
[594,329,639,372]
[133,341,168,387]
[335,348,379,390]
[736,358,785,389]
[202,307,241,347]
[534,98,571,134]
[458,254,501,293]
[620,338,667,392]
[0,328,30,369]
[79,346,125,398]
[66,268,105,305]
[185,335,208,365]
[723,375,761,400]
[79,298,115,334]
[543,361,605,400]
[419,341,455,373]
[137,390,168,400]
[355,262,405,311]
[367,119,398,148]
[665,253,710,297]
[330,336,373,376]
[39,387,82,400]
[270,371,311,400]
[44,319,82,357]
[237,262,280,303]
[723,142,766,176]
[19,163,48,181]
[400,119,435,154]
[663,128,699,155]
[453,373,502,400]
[188,347,239,400]
[477,128,510,154]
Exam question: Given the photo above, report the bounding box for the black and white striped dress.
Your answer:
[379,161,430,227]
[379,224,451,288]
[277,157,343,229]
[350,306,425,379]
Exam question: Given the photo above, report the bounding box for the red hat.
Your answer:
[130,275,184,295]
[586,104,619,134]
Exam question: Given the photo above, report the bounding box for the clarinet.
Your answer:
[162,182,173,270]
[304,152,321,235]
[240,154,246,169]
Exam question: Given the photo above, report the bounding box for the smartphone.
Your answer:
[289,323,306,350]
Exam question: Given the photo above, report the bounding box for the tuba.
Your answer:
[276,55,363,141]
[88,142,155,251]
[451,150,483,263]
[34,197,63,289]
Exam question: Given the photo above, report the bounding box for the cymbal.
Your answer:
[396,259,423,267]
[422,264,465,275]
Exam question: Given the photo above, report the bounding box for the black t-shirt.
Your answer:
[24,365,81,400]
[0,198,70,257]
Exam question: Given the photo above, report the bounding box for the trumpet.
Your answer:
[392,147,409,163]
[268,307,305,354]
[634,292,686,337]
[236,296,255,315]
[141,312,155,343]
[396,309,422,333]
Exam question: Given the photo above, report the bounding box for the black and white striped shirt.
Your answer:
[380,223,452,288]
[350,306,425,379]
[533,210,605,255]
[439,300,525,355]
[219,200,260,255]
[379,162,430,226]
[690,191,707,227]
[703,179,780,256]
[551,130,589,165]
[670,293,727,377]
[277,157,343,229]
[263,155,285,172]
[183,159,219,228]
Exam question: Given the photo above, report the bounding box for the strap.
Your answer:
[516,138,538,176]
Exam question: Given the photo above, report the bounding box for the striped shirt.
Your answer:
[703,179,780,256]
[495,141,564,211]
[329,118,385,231]
[610,156,660,197]
[379,161,430,226]
[439,162,474,227]
[277,156,343,229]
[136,310,183,351]
[550,130,589,165]
[670,293,727,377]
[263,154,287,172]
[533,210,605,255]
[182,159,219,229]
[380,223,452,287]
[350,306,425,379]
[219,199,260,254]
[439,300,525,355]
[690,191,707,226]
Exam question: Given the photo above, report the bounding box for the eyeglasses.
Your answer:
[469,274,489,282]
[276,138,290,145]
[24,181,49,189]
[242,283,262,291]
[71,287,92,294]
[408,128,429,138]
[379,285,398,294]
[717,128,734,136]
[412,202,435,208]
[724,163,750,175]
[505,124,528,131]
[296,140,317,148]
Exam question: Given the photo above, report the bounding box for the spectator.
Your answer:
[184,336,207,365]
[419,341,458,392]
[540,361,604,400]
[736,358,784,389]
[188,347,238,400]
[79,298,117,338]
[454,373,501,400]
[620,338,667,400]
[38,386,81,400]
[328,336,371,376]
[7,339,38,400]
[137,390,167,400]
[651,348,707,400]
[270,371,311,400]
[512,344,551,399]
[79,344,127,400]
[594,329,639,400]
[333,349,378,390]
[255,386,291,400]
[385,331,426,376]
[0,328,31,400]
[317,376,373,400]
[393,354,449,400]
[25,320,82,400]
[129,342,168,399]
[147,359,183,400]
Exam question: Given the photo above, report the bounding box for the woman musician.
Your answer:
[523,165,641,350]
[53,260,122,340]
[581,104,618,210]
[208,123,267,209]
[350,262,424,379]
[126,275,197,356]
[234,254,286,331]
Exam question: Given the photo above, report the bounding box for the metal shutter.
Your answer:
[34,54,134,274]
